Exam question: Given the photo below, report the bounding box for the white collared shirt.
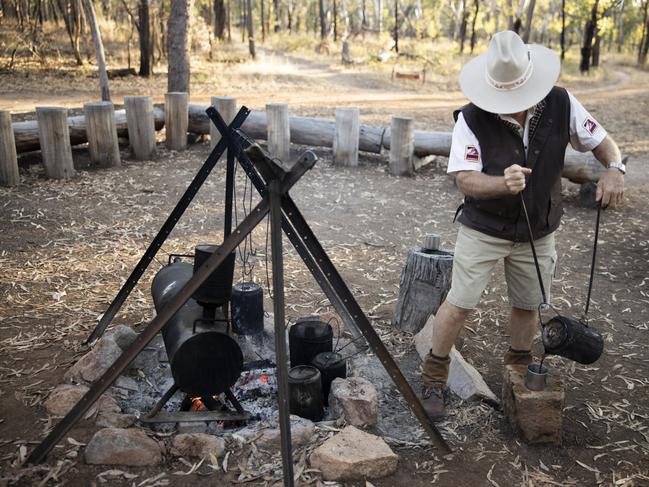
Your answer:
[447,90,607,173]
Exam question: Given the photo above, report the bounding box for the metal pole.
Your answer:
[269,179,295,487]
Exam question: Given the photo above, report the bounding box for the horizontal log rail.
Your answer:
[8,101,622,184]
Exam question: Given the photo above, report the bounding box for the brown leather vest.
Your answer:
[454,86,571,242]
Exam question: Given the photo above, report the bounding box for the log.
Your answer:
[13,107,165,154]
[333,108,360,167]
[389,116,414,176]
[165,92,189,151]
[84,101,120,168]
[36,107,75,180]
[210,97,237,150]
[0,110,19,186]
[124,96,156,160]
[266,103,290,161]
[393,236,454,334]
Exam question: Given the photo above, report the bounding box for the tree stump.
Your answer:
[124,96,156,160]
[333,108,360,167]
[165,92,189,150]
[84,101,121,168]
[389,116,414,176]
[393,234,453,334]
[36,107,75,180]
[210,96,237,150]
[266,103,290,161]
[0,110,19,186]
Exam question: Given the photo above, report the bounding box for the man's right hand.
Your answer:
[504,164,532,194]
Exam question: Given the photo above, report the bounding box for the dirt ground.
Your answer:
[1,50,649,486]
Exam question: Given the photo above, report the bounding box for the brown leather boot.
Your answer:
[503,347,533,366]
[419,351,450,422]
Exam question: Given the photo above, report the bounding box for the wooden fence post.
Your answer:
[84,101,120,168]
[266,103,290,161]
[36,107,75,180]
[0,111,19,186]
[124,96,156,160]
[389,116,414,176]
[333,108,360,167]
[210,96,237,150]
[165,92,189,150]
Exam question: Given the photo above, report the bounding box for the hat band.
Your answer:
[485,59,534,91]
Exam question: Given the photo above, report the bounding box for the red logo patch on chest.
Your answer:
[464,145,480,162]
[583,118,598,135]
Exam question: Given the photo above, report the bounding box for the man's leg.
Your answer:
[504,232,557,365]
[419,226,506,420]
[504,307,537,365]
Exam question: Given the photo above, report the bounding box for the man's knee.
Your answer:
[438,300,472,325]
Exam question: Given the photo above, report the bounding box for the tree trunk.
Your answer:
[393,0,398,52]
[458,0,467,53]
[214,0,226,39]
[616,0,625,53]
[246,0,255,58]
[333,0,337,40]
[138,0,151,76]
[319,0,326,39]
[522,0,535,43]
[580,0,598,73]
[167,0,192,93]
[639,1,649,65]
[261,0,266,42]
[82,0,111,101]
[592,34,601,67]
[273,0,280,31]
[560,0,566,60]
[469,0,478,54]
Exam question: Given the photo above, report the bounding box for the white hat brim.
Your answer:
[459,45,560,114]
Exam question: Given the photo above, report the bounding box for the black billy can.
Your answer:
[288,317,333,367]
[288,365,324,421]
[311,351,346,406]
[542,315,604,365]
[231,282,264,335]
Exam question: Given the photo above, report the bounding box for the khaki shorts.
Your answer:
[446,225,557,311]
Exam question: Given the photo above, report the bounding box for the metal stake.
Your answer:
[269,179,294,487]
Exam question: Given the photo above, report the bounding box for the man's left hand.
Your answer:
[597,168,624,208]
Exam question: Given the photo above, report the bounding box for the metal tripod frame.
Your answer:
[27,107,451,487]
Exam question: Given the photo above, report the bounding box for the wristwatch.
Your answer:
[607,162,626,175]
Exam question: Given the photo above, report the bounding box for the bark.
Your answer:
[458,0,467,53]
[319,0,326,39]
[522,0,535,43]
[138,0,151,76]
[393,0,398,52]
[246,0,255,58]
[561,0,566,61]
[214,0,226,39]
[469,0,478,54]
[261,0,266,41]
[273,0,280,31]
[616,0,625,53]
[580,0,598,73]
[333,0,337,40]
[639,1,649,65]
[81,0,111,101]
[167,0,192,93]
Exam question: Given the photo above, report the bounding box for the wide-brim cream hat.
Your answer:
[459,31,560,114]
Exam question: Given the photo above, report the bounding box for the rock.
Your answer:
[329,377,378,427]
[502,365,564,445]
[96,412,136,428]
[414,315,498,405]
[64,336,123,384]
[172,433,225,459]
[107,325,138,350]
[84,428,162,466]
[130,347,159,371]
[256,415,315,450]
[309,425,398,480]
[44,384,120,416]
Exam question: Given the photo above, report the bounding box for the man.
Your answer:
[420,31,625,420]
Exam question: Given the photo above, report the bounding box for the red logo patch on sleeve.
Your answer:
[583,118,598,135]
[464,145,480,162]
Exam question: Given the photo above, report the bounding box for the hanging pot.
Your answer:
[542,315,604,365]
[288,317,333,367]
[231,282,264,335]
